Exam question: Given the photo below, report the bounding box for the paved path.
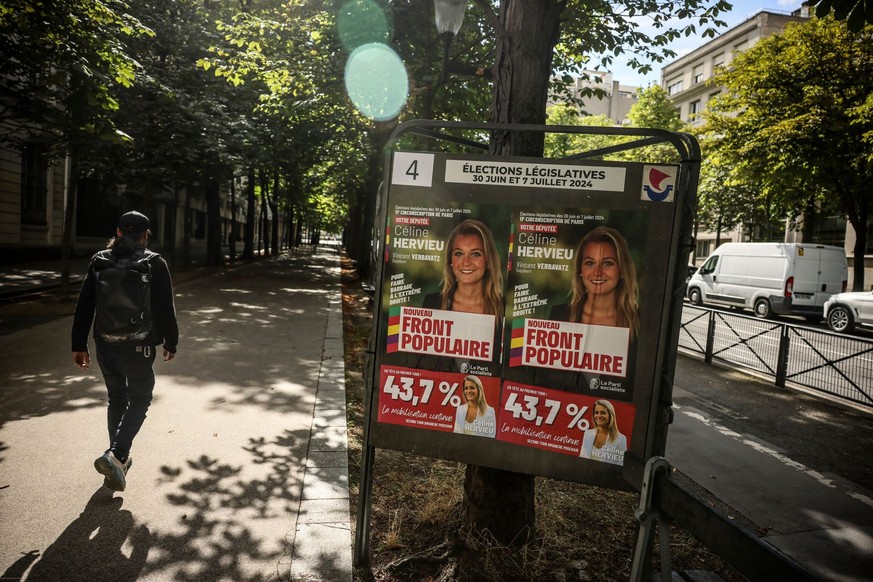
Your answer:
[670,357,873,582]
[0,246,352,581]
[2,248,872,581]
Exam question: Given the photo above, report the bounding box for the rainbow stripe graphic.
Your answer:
[509,318,526,367]
[508,222,514,272]
[386,305,402,353]
[384,223,391,262]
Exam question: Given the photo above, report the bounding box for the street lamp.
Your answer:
[433,0,467,84]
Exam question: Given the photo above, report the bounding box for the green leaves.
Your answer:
[0,0,151,154]
[808,0,873,31]
[698,17,873,251]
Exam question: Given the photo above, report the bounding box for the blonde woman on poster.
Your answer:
[453,375,496,438]
[424,219,503,317]
[416,219,504,373]
[536,225,640,394]
[551,226,639,337]
[579,399,627,465]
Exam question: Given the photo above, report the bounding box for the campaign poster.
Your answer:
[370,151,683,489]
[376,193,511,439]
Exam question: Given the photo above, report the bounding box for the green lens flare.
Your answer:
[336,0,391,51]
[344,43,408,121]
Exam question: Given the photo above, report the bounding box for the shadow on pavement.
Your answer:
[7,488,150,582]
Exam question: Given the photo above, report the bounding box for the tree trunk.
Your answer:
[242,168,256,260]
[166,187,179,270]
[488,0,562,156]
[801,196,817,244]
[258,169,269,256]
[271,170,280,255]
[229,178,237,261]
[836,175,869,291]
[206,178,223,267]
[182,192,191,271]
[461,0,564,548]
[848,192,869,291]
[359,124,390,279]
[716,215,722,246]
[60,150,79,296]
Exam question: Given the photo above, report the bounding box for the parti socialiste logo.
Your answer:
[641,166,676,202]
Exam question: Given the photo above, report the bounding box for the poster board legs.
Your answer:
[629,457,673,582]
[353,442,375,567]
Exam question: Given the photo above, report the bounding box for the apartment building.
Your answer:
[0,117,252,263]
[661,8,871,288]
[553,71,639,125]
[662,8,809,126]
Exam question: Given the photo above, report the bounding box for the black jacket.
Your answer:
[71,248,179,353]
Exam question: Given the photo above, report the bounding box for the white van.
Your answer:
[687,242,848,319]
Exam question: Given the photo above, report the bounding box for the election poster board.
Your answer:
[368,150,686,490]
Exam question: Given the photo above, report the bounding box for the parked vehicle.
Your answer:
[687,242,848,319]
[686,264,698,282]
[824,290,873,333]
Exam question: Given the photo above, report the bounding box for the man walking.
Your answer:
[71,210,179,492]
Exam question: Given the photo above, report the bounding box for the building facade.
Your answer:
[553,71,639,125]
[662,9,809,126]
[0,135,67,256]
[0,140,249,264]
[0,120,276,266]
[661,8,872,289]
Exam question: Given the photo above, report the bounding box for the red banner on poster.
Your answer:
[378,366,502,438]
[497,382,635,465]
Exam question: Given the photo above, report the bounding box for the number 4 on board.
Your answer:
[392,152,434,187]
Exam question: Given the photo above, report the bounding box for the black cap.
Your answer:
[118,211,150,237]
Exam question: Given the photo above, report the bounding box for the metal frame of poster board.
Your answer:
[354,120,699,566]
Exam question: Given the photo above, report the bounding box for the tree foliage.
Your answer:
[544,104,615,158]
[0,0,152,289]
[808,0,873,31]
[0,0,151,152]
[549,0,731,106]
[702,16,872,288]
[627,85,682,131]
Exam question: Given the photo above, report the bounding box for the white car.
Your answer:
[824,290,873,333]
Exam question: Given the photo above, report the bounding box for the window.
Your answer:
[712,53,725,70]
[667,79,684,95]
[699,255,719,275]
[811,216,847,249]
[693,65,704,84]
[21,144,48,225]
[689,100,701,121]
[193,210,206,239]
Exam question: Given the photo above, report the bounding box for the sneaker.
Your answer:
[94,451,127,491]
[103,456,132,490]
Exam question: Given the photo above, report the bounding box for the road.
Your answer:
[688,300,873,339]
[680,302,873,408]
[668,355,873,581]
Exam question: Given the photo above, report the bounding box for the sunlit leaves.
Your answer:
[698,17,873,252]
[0,0,152,152]
[808,0,873,31]
[549,0,732,103]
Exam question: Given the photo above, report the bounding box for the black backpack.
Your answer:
[92,249,159,344]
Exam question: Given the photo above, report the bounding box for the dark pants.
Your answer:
[95,342,157,463]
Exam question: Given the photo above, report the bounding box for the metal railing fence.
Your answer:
[678,305,873,409]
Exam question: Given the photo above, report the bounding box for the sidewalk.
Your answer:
[0,244,353,581]
[1,250,871,581]
[670,356,873,582]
